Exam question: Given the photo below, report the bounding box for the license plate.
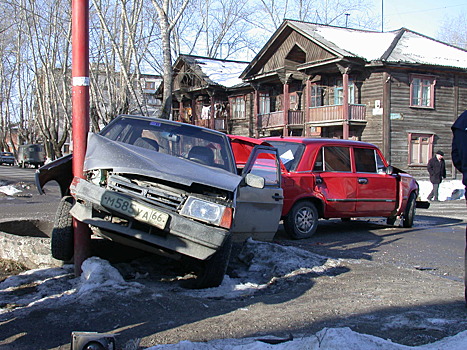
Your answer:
[101,192,169,229]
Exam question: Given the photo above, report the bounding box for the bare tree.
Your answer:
[438,11,467,49]
[151,0,190,119]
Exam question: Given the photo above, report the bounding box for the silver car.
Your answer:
[37,115,283,288]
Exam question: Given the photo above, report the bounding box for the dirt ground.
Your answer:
[0,240,466,350]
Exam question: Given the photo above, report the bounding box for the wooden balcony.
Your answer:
[307,104,366,124]
[258,110,304,129]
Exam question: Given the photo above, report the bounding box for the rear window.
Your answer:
[267,141,305,171]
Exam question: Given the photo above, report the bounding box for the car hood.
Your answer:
[85,133,242,192]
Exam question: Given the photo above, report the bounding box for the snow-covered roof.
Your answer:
[288,20,467,70]
[191,57,249,88]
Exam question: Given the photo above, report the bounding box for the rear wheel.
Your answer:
[185,235,232,289]
[51,196,74,261]
[284,201,319,239]
[402,192,416,228]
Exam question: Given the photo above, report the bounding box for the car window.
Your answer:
[355,148,377,173]
[354,148,387,173]
[245,149,281,186]
[100,117,235,172]
[318,146,351,172]
[267,141,305,171]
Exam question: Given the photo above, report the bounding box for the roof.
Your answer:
[242,20,467,78]
[261,136,378,148]
[288,20,467,69]
[177,55,250,88]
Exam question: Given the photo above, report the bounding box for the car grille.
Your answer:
[106,174,185,211]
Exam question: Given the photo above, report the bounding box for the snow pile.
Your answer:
[181,239,341,299]
[145,327,467,350]
[0,185,21,196]
[417,180,465,201]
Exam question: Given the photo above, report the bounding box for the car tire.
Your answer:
[51,196,74,261]
[186,235,232,289]
[284,201,319,239]
[402,192,416,228]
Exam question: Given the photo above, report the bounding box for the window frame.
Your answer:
[408,132,434,166]
[409,74,436,109]
[230,95,246,119]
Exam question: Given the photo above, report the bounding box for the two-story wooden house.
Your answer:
[170,20,467,179]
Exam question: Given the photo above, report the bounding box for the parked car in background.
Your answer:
[36,115,283,288]
[257,137,420,239]
[17,144,45,168]
[0,152,15,166]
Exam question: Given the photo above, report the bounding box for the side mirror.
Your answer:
[385,165,394,175]
[245,173,265,189]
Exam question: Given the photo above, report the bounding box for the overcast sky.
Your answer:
[372,0,466,38]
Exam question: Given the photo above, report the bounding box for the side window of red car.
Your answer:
[322,146,351,172]
[355,148,377,173]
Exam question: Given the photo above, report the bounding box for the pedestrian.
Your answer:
[427,150,446,201]
[452,110,467,305]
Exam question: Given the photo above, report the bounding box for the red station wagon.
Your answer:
[232,136,420,239]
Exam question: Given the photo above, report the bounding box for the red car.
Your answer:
[230,136,420,239]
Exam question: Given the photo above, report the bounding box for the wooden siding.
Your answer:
[360,72,384,150]
[263,31,334,75]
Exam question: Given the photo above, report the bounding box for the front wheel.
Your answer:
[185,235,232,289]
[401,192,416,228]
[51,196,74,261]
[284,201,319,239]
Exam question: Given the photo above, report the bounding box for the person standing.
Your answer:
[452,110,467,305]
[427,150,446,201]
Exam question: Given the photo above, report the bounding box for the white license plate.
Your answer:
[101,192,169,229]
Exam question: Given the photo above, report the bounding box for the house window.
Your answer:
[334,79,355,105]
[410,75,435,108]
[231,96,245,119]
[408,133,434,165]
[259,92,270,115]
[310,84,323,107]
[145,81,156,90]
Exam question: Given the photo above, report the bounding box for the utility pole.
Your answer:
[381,0,384,32]
[345,13,350,28]
[71,0,91,276]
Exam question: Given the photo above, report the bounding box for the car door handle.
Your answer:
[272,193,284,201]
[358,178,368,184]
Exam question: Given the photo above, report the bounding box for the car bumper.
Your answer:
[69,178,229,261]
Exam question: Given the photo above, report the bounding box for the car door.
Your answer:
[231,145,283,242]
[313,145,357,216]
[354,147,397,215]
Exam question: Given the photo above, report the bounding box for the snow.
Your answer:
[0,185,21,196]
[194,58,249,88]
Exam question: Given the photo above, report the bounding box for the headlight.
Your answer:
[180,196,228,226]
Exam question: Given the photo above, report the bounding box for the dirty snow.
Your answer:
[1,237,467,349]
[0,185,21,196]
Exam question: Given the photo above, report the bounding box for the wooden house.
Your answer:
[171,55,250,134]
[171,21,467,179]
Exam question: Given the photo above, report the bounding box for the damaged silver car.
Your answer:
[36,115,283,288]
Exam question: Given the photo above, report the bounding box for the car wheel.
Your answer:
[186,235,232,289]
[402,192,416,228]
[284,201,319,239]
[51,196,74,261]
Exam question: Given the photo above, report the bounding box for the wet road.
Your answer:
[0,164,466,282]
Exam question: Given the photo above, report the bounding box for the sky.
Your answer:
[372,0,466,38]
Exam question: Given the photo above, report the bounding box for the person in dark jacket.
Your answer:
[452,110,467,305]
[427,150,446,201]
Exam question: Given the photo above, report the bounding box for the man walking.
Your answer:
[427,150,446,201]
[452,110,467,305]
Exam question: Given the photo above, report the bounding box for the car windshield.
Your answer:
[99,116,235,173]
[267,141,305,171]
